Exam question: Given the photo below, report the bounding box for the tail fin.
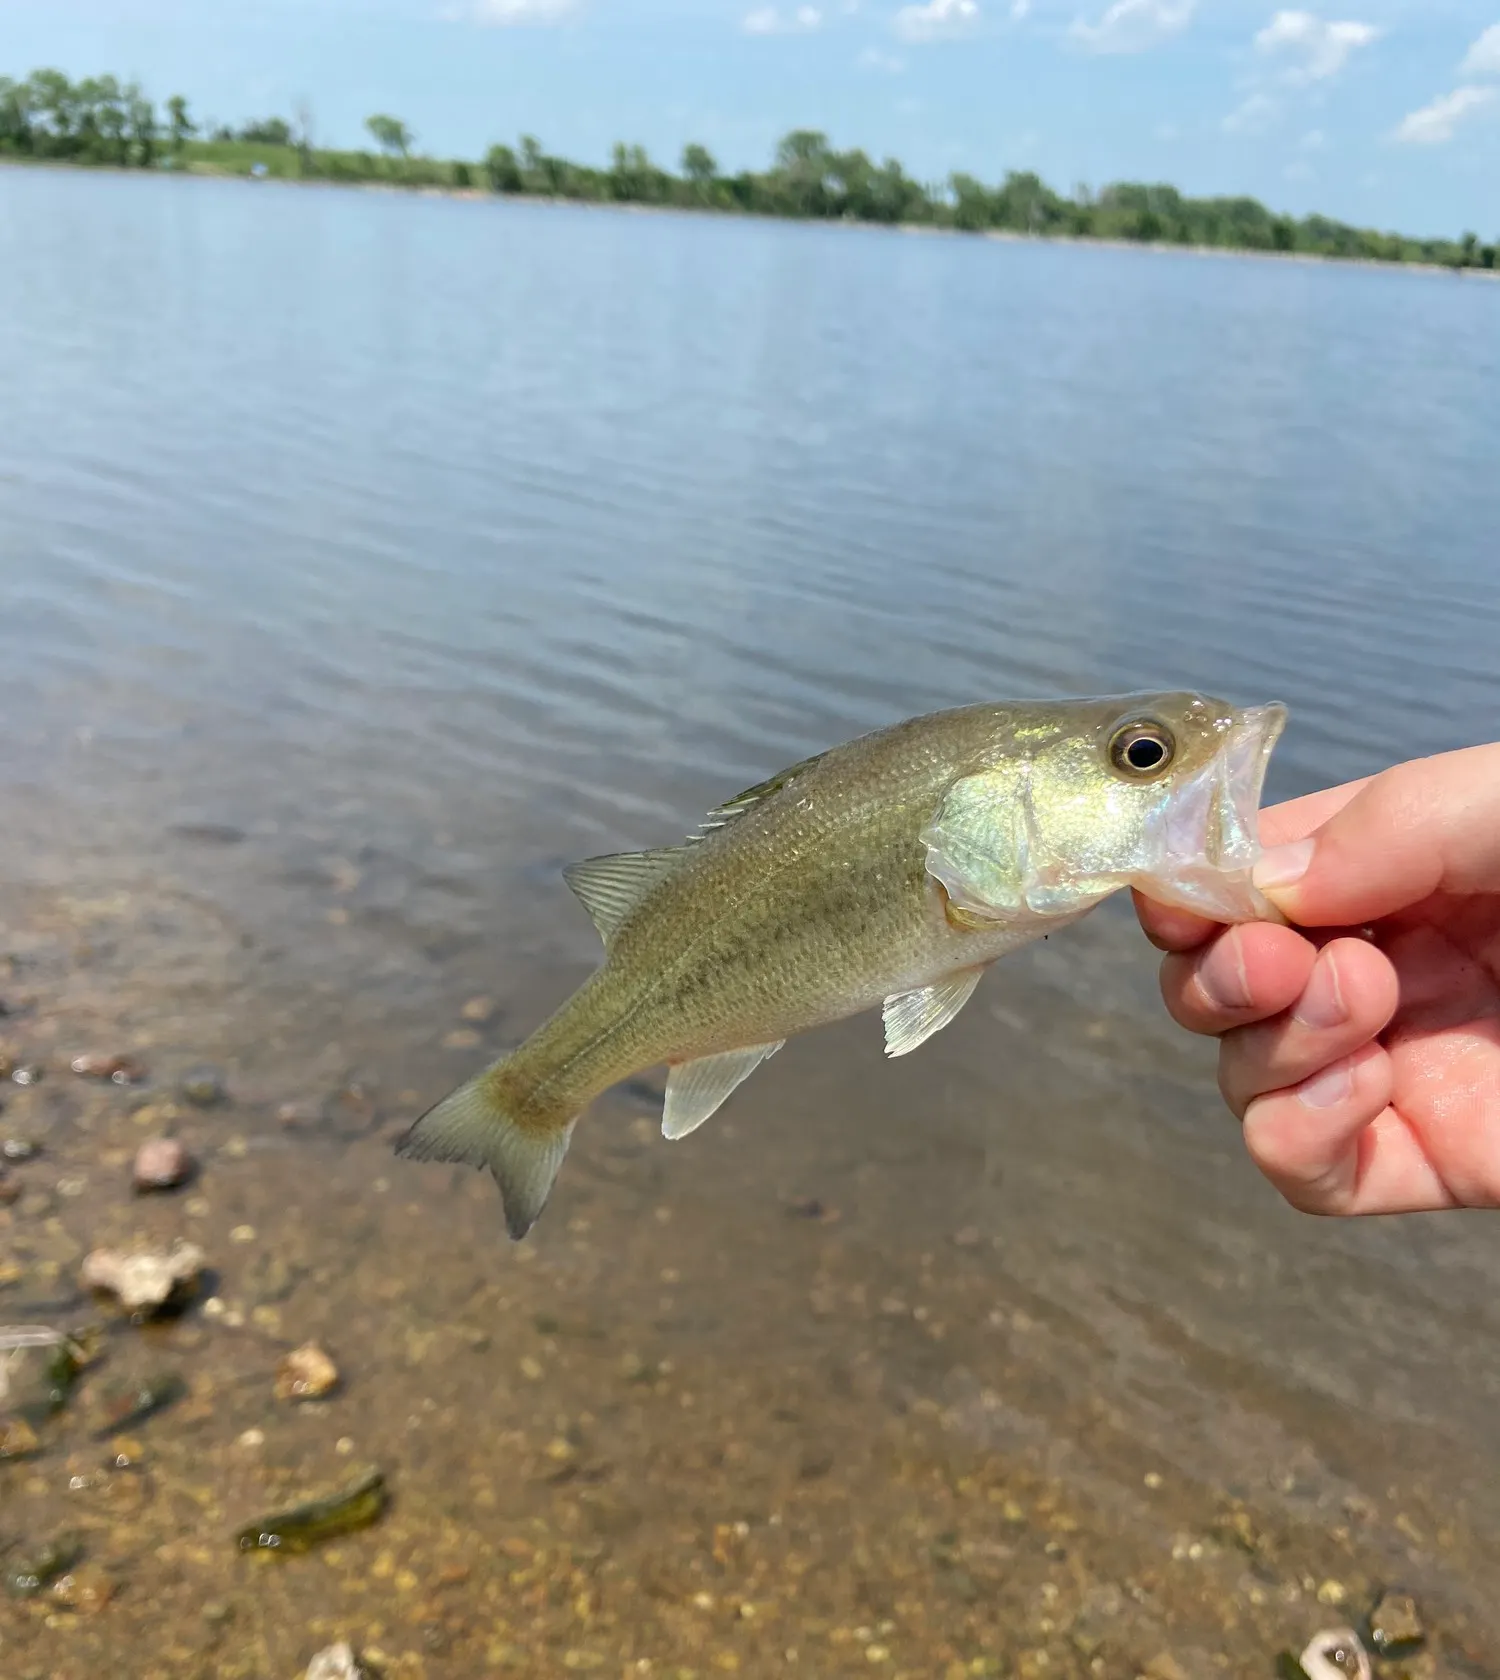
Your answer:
[394,1062,577,1241]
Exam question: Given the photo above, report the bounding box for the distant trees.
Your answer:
[0,68,161,167]
[1,64,1495,275]
[166,94,195,151]
[240,117,293,145]
[365,113,411,159]
[484,142,522,193]
[681,142,716,190]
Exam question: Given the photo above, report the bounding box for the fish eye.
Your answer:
[1108,719,1176,779]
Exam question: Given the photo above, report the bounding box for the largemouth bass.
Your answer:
[397,692,1286,1238]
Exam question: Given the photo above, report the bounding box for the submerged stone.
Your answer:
[234,1466,386,1555]
[1368,1590,1425,1655]
[132,1136,193,1191]
[275,1342,340,1402]
[81,1241,205,1314]
[180,1065,228,1107]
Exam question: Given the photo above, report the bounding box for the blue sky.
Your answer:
[7,1,1499,235]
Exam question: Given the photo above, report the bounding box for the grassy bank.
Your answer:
[4,66,1497,273]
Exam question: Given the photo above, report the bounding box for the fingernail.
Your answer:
[1292,953,1345,1030]
[1197,930,1251,1011]
[1298,1060,1353,1109]
[1253,839,1315,893]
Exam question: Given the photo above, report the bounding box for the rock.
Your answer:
[9,1064,43,1087]
[81,1241,204,1313]
[304,1643,367,1680]
[1,1137,39,1162]
[132,1137,193,1192]
[179,1065,227,1107]
[460,995,497,1023]
[70,1052,148,1085]
[1368,1589,1424,1655]
[49,1564,115,1612]
[0,1417,40,1459]
[1299,1627,1372,1680]
[234,1466,386,1554]
[275,1341,340,1402]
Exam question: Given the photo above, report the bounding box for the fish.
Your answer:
[396,692,1287,1240]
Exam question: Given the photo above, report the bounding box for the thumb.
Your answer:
[1252,744,1500,928]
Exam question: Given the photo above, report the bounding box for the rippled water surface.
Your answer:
[1,165,1498,1678]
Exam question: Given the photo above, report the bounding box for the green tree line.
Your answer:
[3,68,1495,272]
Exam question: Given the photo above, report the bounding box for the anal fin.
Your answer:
[661,1042,784,1140]
[883,968,985,1058]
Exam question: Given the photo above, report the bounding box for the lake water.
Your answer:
[1,163,1498,1678]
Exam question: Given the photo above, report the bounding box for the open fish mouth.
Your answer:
[1142,702,1288,923]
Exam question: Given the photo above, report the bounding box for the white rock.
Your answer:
[304,1643,364,1680]
[81,1241,204,1311]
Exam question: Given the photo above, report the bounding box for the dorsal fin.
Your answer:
[562,847,685,945]
[691,748,831,841]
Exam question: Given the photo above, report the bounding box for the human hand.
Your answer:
[1133,744,1500,1215]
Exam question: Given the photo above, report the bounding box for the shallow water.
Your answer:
[1,164,1498,1678]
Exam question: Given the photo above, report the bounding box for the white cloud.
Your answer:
[892,0,980,43]
[1460,22,1500,79]
[1222,90,1278,132]
[468,0,576,21]
[1069,0,1195,55]
[1393,84,1495,144]
[858,45,907,69]
[1300,126,1325,148]
[1011,0,1032,16]
[1254,11,1380,83]
[743,4,822,31]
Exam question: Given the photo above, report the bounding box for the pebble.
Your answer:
[70,1052,148,1085]
[442,1028,481,1050]
[81,1241,205,1313]
[275,1341,340,1401]
[1368,1589,1424,1654]
[1298,1627,1371,1680]
[49,1564,115,1613]
[304,1642,366,1680]
[0,1417,40,1459]
[1,1137,39,1162]
[179,1065,227,1107]
[9,1064,42,1086]
[460,995,497,1022]
[132,1137,193,1192]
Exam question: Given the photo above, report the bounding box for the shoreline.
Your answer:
[4,154,1495,283]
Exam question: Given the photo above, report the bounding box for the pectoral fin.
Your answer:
[883,968,985,1058]
[661,1042,784,1140]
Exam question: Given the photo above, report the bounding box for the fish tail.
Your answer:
[394,1059,578,1241]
